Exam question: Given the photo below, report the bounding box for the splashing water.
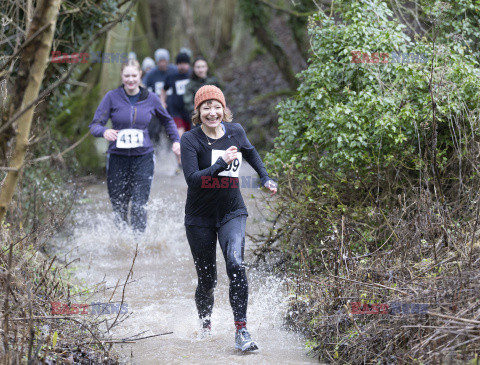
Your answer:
[51,144,316,364]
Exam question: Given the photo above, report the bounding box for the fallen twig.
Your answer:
[426,311,480,326]
[121,332,173,341]
[107,243,138,332]
[327,274,409,295]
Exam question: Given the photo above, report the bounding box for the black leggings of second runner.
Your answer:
[106,152,154,232]
[185,215,248,322]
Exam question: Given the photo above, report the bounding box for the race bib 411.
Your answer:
[116,129,144,149]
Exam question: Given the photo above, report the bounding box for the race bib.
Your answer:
[154,81,164,96]
[211,149,242,177]
[175,79,189,95]
[116,129,144,149]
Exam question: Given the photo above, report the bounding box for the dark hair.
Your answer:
[191,100,233,126]
[191,56,209,80]
[176,52,190,65]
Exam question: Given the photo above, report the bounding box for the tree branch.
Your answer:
[0,0,138,137]
[0,0,63,222]
[30,131,91,163]
[0,22,52,75]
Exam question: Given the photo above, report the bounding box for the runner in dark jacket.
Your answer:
[89,59,180,232]
[143,49,176,146]
[180,85,277,351]
[162,52,192,174]
[183,56,222,118]
[162,52,192,134]
[144,48,177,97]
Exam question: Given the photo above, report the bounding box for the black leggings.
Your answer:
[185,215,248,322]
[106,152,154,232]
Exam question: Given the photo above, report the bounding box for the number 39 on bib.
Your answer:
[211,149,242,177]
[116,129,144,149]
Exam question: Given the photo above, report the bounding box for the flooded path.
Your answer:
[51,145,316,364]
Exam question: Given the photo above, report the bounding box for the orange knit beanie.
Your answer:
[194,85,226,110]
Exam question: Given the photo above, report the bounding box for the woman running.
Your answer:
[89,59,180,232]
[180,85,277,351]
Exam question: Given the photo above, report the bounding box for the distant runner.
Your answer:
[183,56,222,119]
[89,59,180,232]
[144,49,177,148]
[162,52,192,174]
[143,48,176,97]
[180,85,278,351]
[141,57,155,84]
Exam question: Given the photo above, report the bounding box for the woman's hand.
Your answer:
[222,146,238,164]
[103,129,118,142]
[264,180,278,196]
[172,142,180,156]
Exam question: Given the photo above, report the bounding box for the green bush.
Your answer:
[264,0,480,271]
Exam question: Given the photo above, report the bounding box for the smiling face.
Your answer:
[121,65,141,94]
[199,100,224,128]
[193,59,208,79]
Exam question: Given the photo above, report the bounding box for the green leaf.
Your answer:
[52,331,58,347]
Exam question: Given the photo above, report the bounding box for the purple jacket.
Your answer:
[89,86,180,156]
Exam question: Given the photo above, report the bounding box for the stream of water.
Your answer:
[51,145,316,364]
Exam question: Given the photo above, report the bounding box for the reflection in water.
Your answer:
[51,144,316,364]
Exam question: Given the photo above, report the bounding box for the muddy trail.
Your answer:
[50,143,316,364]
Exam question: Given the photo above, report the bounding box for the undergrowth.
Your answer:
[254,1,480,363]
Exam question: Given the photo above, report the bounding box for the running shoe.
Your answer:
[202,318,211,331]
[235,328,258,351]
[198,318,211,338]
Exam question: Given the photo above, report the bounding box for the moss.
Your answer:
[54,82,104,174]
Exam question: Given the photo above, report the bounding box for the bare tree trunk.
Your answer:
[26,0,34,34]
[100,2,136,96]
[180,0,202,57]
[218,0,236,52]
[253,25,299,89]
[239,0,299,89]
[0,0,62,222]
[137,0,155,54]
[288,0,317,63]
